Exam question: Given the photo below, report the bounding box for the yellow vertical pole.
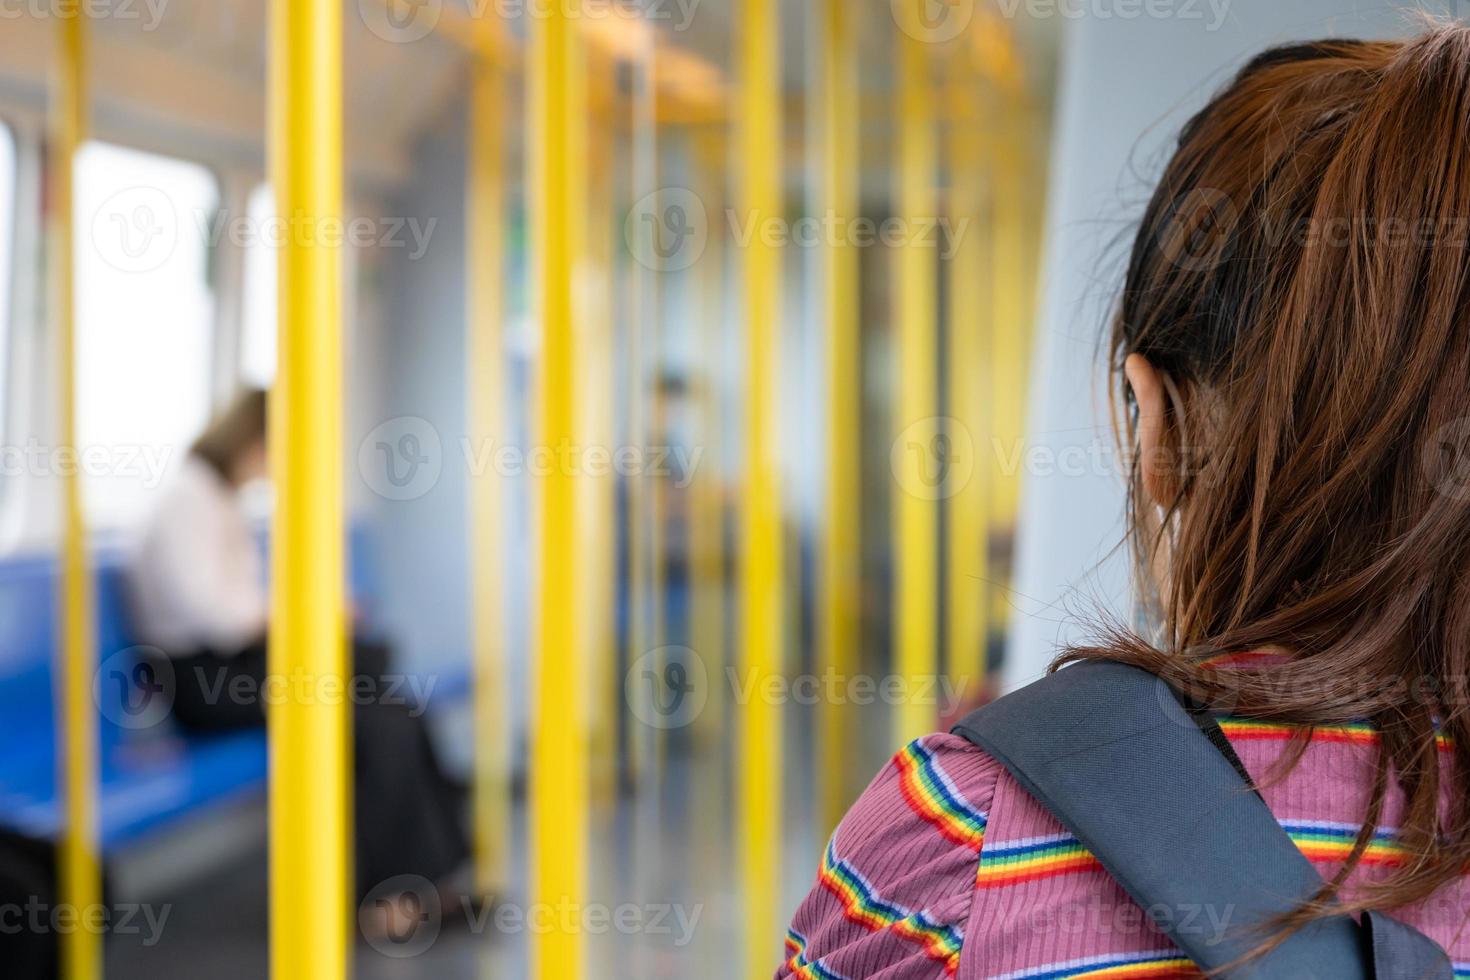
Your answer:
[52,13,100,980]
[623,37,660,979]
[689,128,726,751]
[988,97,1031,634]
[629,23,667,783]
[686,128,729,916]
[892,2,939,746]
[623,27,653,789]
[467,57,510,898]
[944,66,989,704]
[529,2,586,977]
[818,0,860,835]
[738,0,783,972]
[268,0,348,975]
[585,91,619,802]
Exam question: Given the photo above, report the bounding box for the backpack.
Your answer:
[951,660,1453,980]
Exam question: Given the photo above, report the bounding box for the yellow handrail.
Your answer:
[988,96,1036,636]
[586,68,620,802]
[690,126,727,752]
[529,1,588,976]
[51,12,100,980]
[466,56,510,899]
[628,25,666,786]
[738,0,783,972]
[267,0,349,975]
[945,63,990,707]
[892,2,939,747]
[818,0,860,836]
[623,30,653,789]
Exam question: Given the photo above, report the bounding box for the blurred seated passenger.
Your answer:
[126,388,469,908]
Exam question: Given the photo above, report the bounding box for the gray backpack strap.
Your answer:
[951,660,1452,980]
[1366,912,1455,980]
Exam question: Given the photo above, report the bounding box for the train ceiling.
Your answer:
[0,1,1057,192]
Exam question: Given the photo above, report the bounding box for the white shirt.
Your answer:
[127,454,269,654]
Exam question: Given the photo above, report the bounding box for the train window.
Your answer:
[0,123,14,442]
[75,141,219,526]
[239,182,276,387]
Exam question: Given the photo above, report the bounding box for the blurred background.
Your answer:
[0,0,1461,978]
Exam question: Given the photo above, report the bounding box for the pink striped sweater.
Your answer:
[777,716,1470,979]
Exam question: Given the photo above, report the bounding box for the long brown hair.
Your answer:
[191,389,267,483]
[1066,24,1470,926]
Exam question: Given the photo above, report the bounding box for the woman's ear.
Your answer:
[1124,353,1179,509]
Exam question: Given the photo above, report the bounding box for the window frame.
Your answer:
[0,116,36,553]
[71,138,226,531]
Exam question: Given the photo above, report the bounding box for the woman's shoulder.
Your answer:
[785,714,1242,980]
[777,734,1002,979]
[840,732,999,857]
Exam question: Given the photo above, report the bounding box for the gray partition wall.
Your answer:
[1005,0,1456,688]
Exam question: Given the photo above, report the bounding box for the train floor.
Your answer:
[102,708,853,978]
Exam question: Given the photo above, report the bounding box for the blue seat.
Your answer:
[0,525,463,851]
[0,547,269,848]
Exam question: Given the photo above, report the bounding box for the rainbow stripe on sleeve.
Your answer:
[783,929,847,980]
[1283,821,1409,868]
[976,832,1102,888]
[993,950,1201,979]
[1218,717,1452,753]
[978,822,1410,889]
[818,839,965,975]
[894,739,989,851]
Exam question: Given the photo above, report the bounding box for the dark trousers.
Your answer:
[163,639,469,900]
[0,830,59,979]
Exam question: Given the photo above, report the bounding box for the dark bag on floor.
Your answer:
[951,660,1452,980]
[0,828,59,980]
